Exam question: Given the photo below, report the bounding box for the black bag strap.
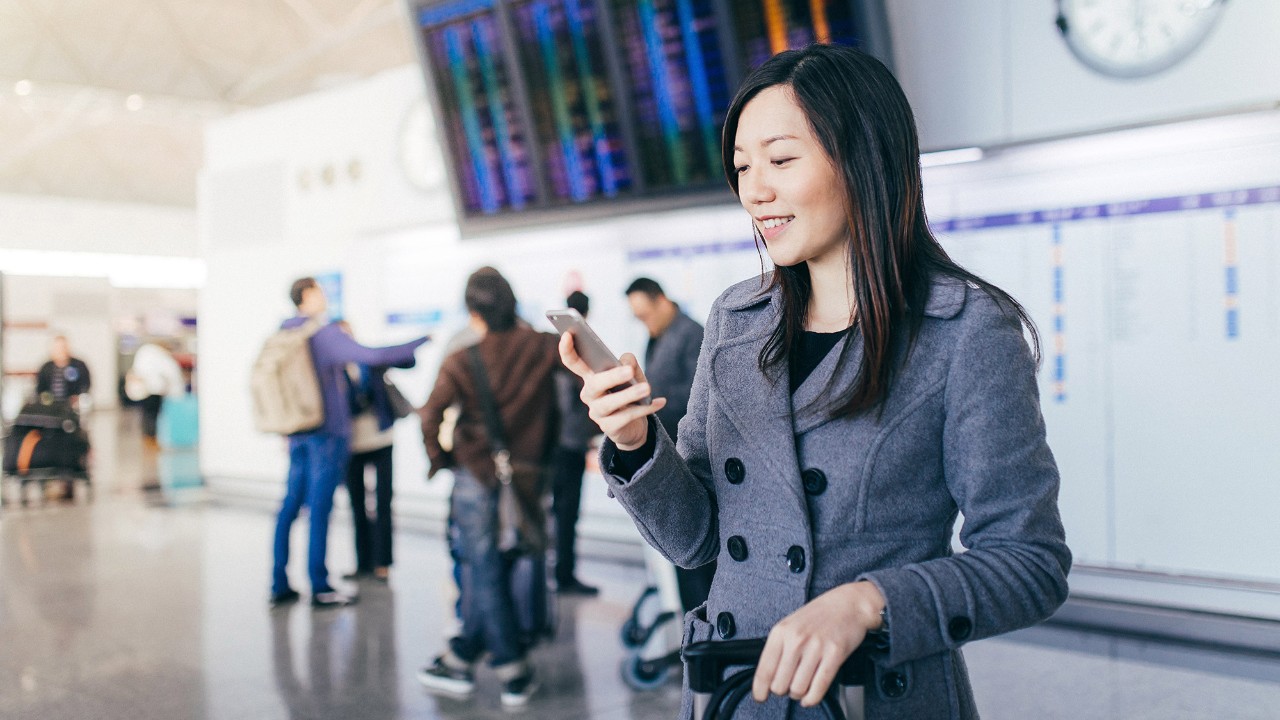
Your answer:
[466,346,508,454]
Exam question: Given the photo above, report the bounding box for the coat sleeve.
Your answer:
[419,357,461,478]
[324,327,427,369]
[598,304,720,570]
[858,297,1072,667]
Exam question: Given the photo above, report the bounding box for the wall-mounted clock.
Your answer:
[396,97,447,193]
[1055,0,1228,79]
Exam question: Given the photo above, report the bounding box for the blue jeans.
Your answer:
[448,469,524,667]
[272,433,350,595]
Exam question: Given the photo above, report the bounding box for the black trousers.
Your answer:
[551,445,588,585]
[345,445,394,570]
[140,395,163,439]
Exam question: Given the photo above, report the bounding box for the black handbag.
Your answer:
[382,373,414,419]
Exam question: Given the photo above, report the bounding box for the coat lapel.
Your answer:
[708,289,804,494]
[791,329,863,436]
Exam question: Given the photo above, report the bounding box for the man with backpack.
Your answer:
[266,277,428,609]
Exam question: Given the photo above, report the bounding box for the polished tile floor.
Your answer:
[3,411,1280,720]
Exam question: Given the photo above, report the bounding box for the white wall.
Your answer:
[888,0,1280,150]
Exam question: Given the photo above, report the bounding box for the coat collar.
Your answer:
[720,273,969,319]
[710,274,969,444]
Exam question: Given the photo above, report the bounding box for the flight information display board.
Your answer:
[410,0,890,230]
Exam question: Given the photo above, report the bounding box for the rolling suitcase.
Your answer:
[3,399,89,474]
[684,637,879,720]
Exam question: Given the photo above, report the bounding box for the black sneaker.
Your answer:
[416,656,475,697]
[269,588,300,608]
[311,590,358,608]
[500,669,538,708]
[556,579,599,596]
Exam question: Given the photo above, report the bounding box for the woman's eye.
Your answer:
[734,164,749,175]
[771,158,794,167]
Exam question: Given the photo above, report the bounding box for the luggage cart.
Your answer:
[619,544,686,689]
[1,398,91,507]
[684,637,880,720]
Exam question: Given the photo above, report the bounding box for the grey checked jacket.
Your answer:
[601,274,1071,719]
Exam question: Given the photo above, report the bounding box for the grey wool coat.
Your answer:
[600,274,1072,719]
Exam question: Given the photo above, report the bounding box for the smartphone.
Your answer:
[546,308,650,405]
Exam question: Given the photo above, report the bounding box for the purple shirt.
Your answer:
[281,316,427,438]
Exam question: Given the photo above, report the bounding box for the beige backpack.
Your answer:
[251,319,325,434]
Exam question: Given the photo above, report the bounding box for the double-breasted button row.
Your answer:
[880,670,908,698]
[727,536,748,562]
[786,546,806,573]
[716,611,736,639]
[724,458,745,484]
[801,468,827,495]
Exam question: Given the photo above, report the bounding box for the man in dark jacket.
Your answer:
[416,267,556,708]
[625,277,715,612]
[270,277,428,610]
[36,336,91,407]
[626,278,704,441]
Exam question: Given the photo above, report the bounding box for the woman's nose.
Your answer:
[739,170,775,205]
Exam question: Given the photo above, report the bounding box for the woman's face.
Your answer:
[732,85,849,269]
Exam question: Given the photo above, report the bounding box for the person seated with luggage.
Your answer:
[416,267,559,708]
[559,45,1070,718]
[36,335,91,410]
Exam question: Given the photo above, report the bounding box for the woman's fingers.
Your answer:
[767,639,804,699]
[752,633,783,703]
[799,649,843,708]
[787,640,824,700]
[589,381,653,418]
[558,332,593,378]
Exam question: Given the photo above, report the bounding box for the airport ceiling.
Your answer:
[0,0,415,207]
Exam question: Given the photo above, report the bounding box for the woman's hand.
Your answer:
[753,581,885,707]
[558,332,667,451]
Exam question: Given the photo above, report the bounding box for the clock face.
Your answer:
[1056,0,1228,78]
[397,97,447,192]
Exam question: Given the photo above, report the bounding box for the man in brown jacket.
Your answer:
[416,267,558,708]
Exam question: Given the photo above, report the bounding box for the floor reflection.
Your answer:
[2,409,1279,720]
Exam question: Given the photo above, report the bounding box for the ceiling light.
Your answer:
[14,79,32,96]
[920,147,984,168]
[125,94,144,111]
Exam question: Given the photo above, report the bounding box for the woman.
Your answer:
[559,45,1070,719]
[338,322,401,583]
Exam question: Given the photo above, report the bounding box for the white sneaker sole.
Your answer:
[416,671,474,698]
[500,679,539,708]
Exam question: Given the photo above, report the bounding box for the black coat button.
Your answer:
[948,616,973,642]
[880,670,908,699]
[801,468,827,495]
[786,546,806,573]
[727,536,748,562]
[716,611,736,639]
[724,458,745,484]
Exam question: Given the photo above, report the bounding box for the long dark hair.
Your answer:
[721,44,1039,417]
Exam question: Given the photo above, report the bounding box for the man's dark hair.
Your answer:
[625,277,665,299]
[289,277,317,308]
[465,267,518,331]
[566,291,589,317]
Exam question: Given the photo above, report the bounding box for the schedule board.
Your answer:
[408,0,891,230]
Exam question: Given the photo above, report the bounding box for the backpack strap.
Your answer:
[466,346,514,485]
